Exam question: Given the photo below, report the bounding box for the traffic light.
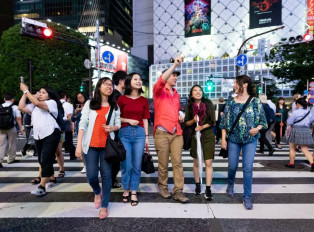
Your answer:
[20,17,53,39]
[205,80,215,92]
[80,82,84,92]
[288,33,313,43]
[258,86,262,94]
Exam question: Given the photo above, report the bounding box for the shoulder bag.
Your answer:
[104,107,126,163]
[219,96,253,158]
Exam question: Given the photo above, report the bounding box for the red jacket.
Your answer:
[153,76,182,136]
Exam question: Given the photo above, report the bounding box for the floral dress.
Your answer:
[219,96,267,144]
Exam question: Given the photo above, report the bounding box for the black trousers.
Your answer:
[64,131,76,159]
[259,127,273,152]
[35,129,61,177]
[111,162,120,183]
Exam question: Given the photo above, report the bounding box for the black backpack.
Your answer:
[50,107,66,132]
[0,104,15,130]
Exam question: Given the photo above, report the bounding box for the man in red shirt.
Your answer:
[153,52,189,203]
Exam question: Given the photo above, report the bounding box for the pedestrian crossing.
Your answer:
[0,136,314,231]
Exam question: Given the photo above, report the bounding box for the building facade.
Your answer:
[133,0,308,98]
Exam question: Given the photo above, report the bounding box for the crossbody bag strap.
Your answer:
[227,96,253,137]
[106,107,114,126]
[293,111,310,125]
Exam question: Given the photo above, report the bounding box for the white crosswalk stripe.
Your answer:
[1,135,314,221]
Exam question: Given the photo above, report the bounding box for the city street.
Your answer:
[0,132,313,232]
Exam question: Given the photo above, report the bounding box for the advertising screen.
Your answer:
[185,0,211,38]
[249,0,282,29]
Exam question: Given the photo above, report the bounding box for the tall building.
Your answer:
[14,0,133,49]
[0,0,14,37]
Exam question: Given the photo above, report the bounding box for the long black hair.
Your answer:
[73,92,89,106]
[187,85,207,108]
[40,86,62,109]
[90,77,117,110]
[276,97,287,109]
[124,72,144,96]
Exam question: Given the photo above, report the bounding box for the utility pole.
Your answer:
[96,20,101,79]
[236,26,285,77]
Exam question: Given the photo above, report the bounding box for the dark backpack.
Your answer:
[0,104,15,130]
[263,104,276,126]
[50,107,66,132]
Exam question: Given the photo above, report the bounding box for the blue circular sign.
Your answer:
[102,51,114,64]
[236,54,248,67]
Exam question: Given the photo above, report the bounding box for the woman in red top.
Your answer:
[117,73,150,206]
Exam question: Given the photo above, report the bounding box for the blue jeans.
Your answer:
[84,147,112,208]
[227,139,257,199]
[119,126,145,191]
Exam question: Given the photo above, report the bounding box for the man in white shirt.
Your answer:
[59,92,76,160]
[0,93,23,167]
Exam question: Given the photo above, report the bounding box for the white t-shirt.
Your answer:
[60,100,73,121]
[2,102,21,119]
[27,100,60,140]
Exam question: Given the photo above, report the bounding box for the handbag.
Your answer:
[183,124,195,150]
[219,96,253,158]
[141,145,155,174]
[104,107,126,163]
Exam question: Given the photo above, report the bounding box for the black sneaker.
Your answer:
[311,163,314,172]
[204,186,213,201]
[0,163,3,168]
[195,183,201,195]
[268,149,275,156]
[112,179,121,188]
[285,164,295,168]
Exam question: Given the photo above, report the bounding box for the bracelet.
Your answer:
[23,89,29,94]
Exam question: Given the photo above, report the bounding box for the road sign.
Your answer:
[102,51,114,64]
[309,98,314,104]
[236,54,247,67]
[309,81,314,89]
[310,90,314,96]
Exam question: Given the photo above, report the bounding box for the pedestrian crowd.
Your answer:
[0,53,314,219]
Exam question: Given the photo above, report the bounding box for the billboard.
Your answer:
[96,46,128,73]
[308,0,314,35]
[249,0,282,29]
[185,0,211,38]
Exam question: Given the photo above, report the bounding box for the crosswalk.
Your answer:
[1,136,314,230]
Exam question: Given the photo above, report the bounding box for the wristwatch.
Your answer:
[23,89,29,94]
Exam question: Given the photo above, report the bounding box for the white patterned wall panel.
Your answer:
[153,0,307,63]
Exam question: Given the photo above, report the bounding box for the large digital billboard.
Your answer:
[185,0,211,38]
[249,0,282,29]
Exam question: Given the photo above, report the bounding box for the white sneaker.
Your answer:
[31,186,46,196]
[81,166,86,174]
[45,180,57,189]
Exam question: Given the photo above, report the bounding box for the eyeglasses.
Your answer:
[102,82,113,87]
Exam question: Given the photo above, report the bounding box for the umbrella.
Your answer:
[280,114,284,138]
[195,116,204,186]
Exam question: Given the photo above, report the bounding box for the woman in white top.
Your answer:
[19,84,62,196]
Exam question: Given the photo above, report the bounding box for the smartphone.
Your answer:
[20,76,24,83]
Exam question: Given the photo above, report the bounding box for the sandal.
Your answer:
[31,177,41,185]
[130,193,138,206]
[122,192,130,203]
[58,170,65,178]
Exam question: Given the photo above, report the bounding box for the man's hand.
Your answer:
[178,115,184,123]
[174,52,183,66]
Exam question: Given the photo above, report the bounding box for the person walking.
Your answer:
[111,70,127,188]
[0,93,23,167]
[75,77,121,219]
[71,92,89,174]
[18,84,61,195]
[286,98,314,172]
[184,85,215,200]
[215,97,225,144]
[117,72,150,206]
[153,52,189,203]
[274,97,288,149]
[258,94,276,156]
[220,75,267,210]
